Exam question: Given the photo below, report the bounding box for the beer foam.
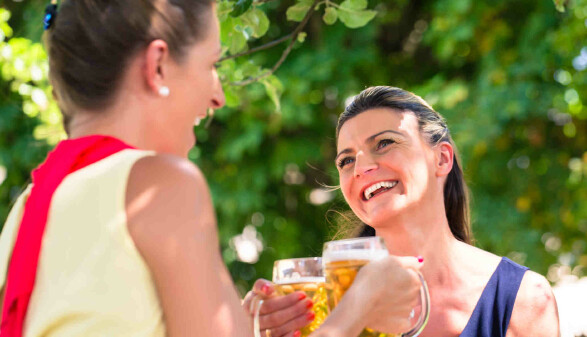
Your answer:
[322,249,388,263]
[274,277,325,285]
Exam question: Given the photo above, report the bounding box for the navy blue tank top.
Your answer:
[459,257,529,337]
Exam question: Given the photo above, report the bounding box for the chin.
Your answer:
[182,131,197,154]
[362,206,407,229]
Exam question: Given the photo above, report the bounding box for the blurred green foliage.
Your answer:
[0,0,585,296]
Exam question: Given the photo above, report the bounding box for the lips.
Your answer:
[362,180,398,201]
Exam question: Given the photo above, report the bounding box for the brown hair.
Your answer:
[336,86,472,244]
[45,0,213,130]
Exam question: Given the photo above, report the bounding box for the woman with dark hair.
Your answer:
[0,2,423,336]
[253,86,560,337]
[333,86,559,336]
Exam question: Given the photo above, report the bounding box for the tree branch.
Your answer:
[230,0,319,86]
[219,34,292,62]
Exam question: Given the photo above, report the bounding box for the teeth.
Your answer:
[364,181,397,200]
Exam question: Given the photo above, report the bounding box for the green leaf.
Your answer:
[231,0,253,18]
[553,0,566,12]
[323,7,338,25]
[0,9,11,23]
[337,9,377,28]
[286,2,311,22]
[239,60,262,78]
[242,8,270,38]
[223,84,241,107]
[229,31,247,54]
[262,75,284,112]
[216,1,234,20]
[297,32,307,43]
[341,0,368,10]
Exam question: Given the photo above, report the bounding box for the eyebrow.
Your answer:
[335,130,404,162]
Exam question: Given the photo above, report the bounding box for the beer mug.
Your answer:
[322,237,430,337]
[253,257,329,337]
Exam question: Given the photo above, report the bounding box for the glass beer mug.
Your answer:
[254,257,330,337]
[322,237,430,337]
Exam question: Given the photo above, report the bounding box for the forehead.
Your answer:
[336,108,419,150]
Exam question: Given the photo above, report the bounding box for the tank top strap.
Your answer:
[459,257,529,337]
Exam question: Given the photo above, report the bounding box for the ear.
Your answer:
[142,39,170,95]
[435,141,454,177]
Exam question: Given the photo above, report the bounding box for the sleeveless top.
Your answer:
[0,149,166,337]
[459,257,529,337]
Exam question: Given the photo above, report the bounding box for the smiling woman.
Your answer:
[334,86,559,337]
[336,87,470,244]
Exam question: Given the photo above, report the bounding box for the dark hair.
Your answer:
[45,0,213,130]
[336,86,472,244]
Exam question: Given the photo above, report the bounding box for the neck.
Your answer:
[374,201,466,287]
[67,92,184,157]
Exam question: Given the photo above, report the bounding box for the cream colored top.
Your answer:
[0,149,166,337]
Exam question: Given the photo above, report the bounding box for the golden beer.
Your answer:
[275,278,330,337]
[323,251,397,337]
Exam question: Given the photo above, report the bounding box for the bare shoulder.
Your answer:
[125,154,217,256]
[506,270,560,337]
[457,241,502,275]
[126,153,209,199]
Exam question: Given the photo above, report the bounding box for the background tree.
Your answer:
[1,0,585,296]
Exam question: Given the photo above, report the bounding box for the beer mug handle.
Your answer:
[253,298,264,337]
[401,272,430,337]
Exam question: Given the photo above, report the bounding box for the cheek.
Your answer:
[339,173,355,205]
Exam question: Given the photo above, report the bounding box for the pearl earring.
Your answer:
[194,117,201,126]
[158,86,170,97]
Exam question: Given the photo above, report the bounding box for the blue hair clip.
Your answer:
[43,3,58,30]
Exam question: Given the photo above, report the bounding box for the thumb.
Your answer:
[253,278,275,297]
[395,255,424,271]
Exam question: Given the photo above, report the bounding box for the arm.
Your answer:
[126,154,252,337]
[505,271,560,337]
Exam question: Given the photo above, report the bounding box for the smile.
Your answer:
[363,180,398,201]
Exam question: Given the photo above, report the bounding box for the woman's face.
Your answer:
[336,108,442,227]
[163,6,224,155]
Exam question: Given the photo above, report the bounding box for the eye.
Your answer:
[376,138,394,150]
[337,156,354,169]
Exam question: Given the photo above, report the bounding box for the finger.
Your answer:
[266,310,313,337]
[253,278,275,297]
[259,296,313,329]
[259,291,308,314]
[280,329,301,337]
[242,291,257,314]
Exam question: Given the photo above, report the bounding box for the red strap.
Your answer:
[1,135,135,336]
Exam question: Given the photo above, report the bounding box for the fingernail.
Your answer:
[417,256,424,263]
[306,299,314,309]
[294,330,302,337]
[306,312,315,321]
[298,293,307,300]
[261,284,273,295]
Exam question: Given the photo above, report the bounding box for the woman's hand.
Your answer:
[312,256,423,337]
[242,279,315,337]
[352,256,423,334]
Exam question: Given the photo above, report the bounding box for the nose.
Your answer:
[354,150,378,177]
[211,72,226,109]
